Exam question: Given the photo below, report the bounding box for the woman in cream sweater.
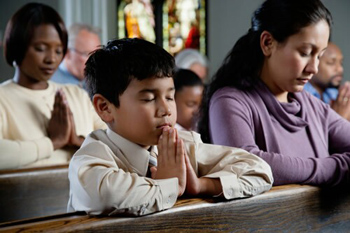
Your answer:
[0,3,106,170]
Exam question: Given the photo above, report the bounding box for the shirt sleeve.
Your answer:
[68,142,178,216]
[328,107,350,154]
[181,131,273,199]
[209,93,350,186]
[0,110,53,170]
[320,106,350,185]
[0,138,53,169]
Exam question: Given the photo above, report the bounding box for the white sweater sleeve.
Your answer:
[0,137,53,169]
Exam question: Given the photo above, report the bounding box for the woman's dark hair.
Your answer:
[85,38,175,107]
[4,3,68,66]
[199,0,333,143]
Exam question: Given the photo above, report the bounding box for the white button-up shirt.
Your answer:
[68,128,273,216]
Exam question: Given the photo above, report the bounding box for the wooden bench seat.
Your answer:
[1,184,350,232]
[0,164,70,223]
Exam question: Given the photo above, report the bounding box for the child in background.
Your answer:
[174,69,204,131]
[68,38,273,216]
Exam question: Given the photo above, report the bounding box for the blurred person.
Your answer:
[175,48,208,82]
[304,42,350,120]
[174,69,204,131]
[304,42,343,104]
[51,23,101,87]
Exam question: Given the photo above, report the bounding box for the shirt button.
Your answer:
[141,206,146,214]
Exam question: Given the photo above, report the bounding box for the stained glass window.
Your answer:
[117,0,156,43]
[164,0,206,56]
[117,0,206,55]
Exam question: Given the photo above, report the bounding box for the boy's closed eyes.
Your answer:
[93,77,177,149]
[138,88,175,103]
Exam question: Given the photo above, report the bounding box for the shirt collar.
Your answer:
[303,82,321,99]
[59,62,69,73]
[303,82,338,104]
[58,62,84,86]
[106,128,157,176]
[174,123,187,131]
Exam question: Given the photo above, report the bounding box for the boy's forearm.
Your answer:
[199,177,223,196]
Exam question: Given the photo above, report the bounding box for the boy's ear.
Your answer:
[92,94,114,123]
[260,31,277,57]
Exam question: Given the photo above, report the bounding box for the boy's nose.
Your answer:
[157,101,172,117]
[158,106,171,117]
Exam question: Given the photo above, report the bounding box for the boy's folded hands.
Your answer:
[154,127,211,197]
[154,127,186,196]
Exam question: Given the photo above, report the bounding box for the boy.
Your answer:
[174,69,204,131]
[68,38,273,216]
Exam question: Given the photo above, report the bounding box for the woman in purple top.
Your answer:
[199,0,350,186]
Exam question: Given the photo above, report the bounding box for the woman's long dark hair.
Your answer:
[199,0,332,143]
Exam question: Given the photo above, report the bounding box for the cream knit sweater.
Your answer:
[0,80,106,169]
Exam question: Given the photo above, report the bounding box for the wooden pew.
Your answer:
[0,164,70,223]
[1,184,350,232]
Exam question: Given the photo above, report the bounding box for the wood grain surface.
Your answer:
[0,165,70,223]
[1,184,350,232]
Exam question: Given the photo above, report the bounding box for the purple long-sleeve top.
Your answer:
[209,81,350,186]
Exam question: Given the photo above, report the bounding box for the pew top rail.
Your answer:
[2,184,350,232]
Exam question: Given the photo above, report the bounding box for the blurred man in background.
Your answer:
[304,42,350,120]
[51,23,101,88]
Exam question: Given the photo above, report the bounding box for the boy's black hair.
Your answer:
[85,38,175,107]
[174,69,203,92]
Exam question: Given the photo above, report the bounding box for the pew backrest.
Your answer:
[0,165,70,223]
[1,185,350,232]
